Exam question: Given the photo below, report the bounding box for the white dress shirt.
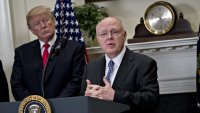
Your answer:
[39,35,56,56]
[105,46,126,86]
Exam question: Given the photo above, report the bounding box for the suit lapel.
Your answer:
[44,38,60,82]
[44,56,58,82]
[112,49,135,89]
[96,57,106,85]
[31,40,43,81]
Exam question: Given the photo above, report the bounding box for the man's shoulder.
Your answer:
[15,39,39,50]
[60,40,84,54]
[87,56,104,66]
[66,40,83,47]
[133,52,153,60]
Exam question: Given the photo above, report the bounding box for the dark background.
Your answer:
[154,92,200,113]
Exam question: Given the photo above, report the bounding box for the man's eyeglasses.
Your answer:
[97,30,124,38]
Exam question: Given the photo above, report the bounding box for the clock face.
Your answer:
[144,1,176,35]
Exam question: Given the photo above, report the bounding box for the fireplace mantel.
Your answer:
[87,37,198,94]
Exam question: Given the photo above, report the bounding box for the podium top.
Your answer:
[0,96,130,113]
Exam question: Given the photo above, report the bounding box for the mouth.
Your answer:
[107,43,115,47]
[42,30,51,35]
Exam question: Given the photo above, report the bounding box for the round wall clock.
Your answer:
[144,1,176,35]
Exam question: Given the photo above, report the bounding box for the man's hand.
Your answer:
[84,77,115,101]
[98,77,115,101]
[85,79,102,98]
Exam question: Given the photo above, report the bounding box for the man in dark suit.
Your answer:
[11,6,85,101]
[0,60,9,102]
[80,17,159,113]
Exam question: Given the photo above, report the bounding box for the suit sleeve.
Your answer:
[80,66,87,95]
[58,44,86,97]
[0,60,9,102]
[10,49,31,101]
[113,59,159,112]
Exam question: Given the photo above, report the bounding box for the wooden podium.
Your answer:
[0,96,130,113]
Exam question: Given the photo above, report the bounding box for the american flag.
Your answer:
[54,0,89,62]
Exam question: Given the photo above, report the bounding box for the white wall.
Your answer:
[9,0,200,47]
[0,0,14,102]
[94,0,200,41]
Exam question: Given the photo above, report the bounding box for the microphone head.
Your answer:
[52,37,68,55]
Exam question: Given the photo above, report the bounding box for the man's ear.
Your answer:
[124,31,127,40]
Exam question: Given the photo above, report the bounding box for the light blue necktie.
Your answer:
[106,60,114,84]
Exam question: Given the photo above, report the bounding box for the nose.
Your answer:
[107,32,113,39]
[40,21,46,28]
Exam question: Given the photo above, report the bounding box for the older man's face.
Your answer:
[96,18,126,58]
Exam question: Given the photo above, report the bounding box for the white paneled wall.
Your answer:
[10,0,200,47]
[0,0,14,101]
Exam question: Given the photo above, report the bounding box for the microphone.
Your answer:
[41,37,68,97]
[53,37,68,56]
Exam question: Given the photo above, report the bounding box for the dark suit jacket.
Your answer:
[11,39,85,101]
[0,60,9,102]
[81,48,159,113]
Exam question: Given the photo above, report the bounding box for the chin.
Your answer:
[106,51,116,55]
[43,34,53,39]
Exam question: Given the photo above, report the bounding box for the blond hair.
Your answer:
[26,6,55,29]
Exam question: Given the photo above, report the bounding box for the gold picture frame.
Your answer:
[85,0,111,3]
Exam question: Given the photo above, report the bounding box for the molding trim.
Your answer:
[87,37,198,54]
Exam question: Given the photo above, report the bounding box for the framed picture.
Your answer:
[85,0,111,3]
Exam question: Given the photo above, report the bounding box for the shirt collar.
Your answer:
[39,35,56,49]
[105,46,126,67]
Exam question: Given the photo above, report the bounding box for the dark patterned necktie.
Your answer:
[106,60,114,84]
[42,43,50,67]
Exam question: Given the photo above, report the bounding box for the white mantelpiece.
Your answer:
[87,37,198,94]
